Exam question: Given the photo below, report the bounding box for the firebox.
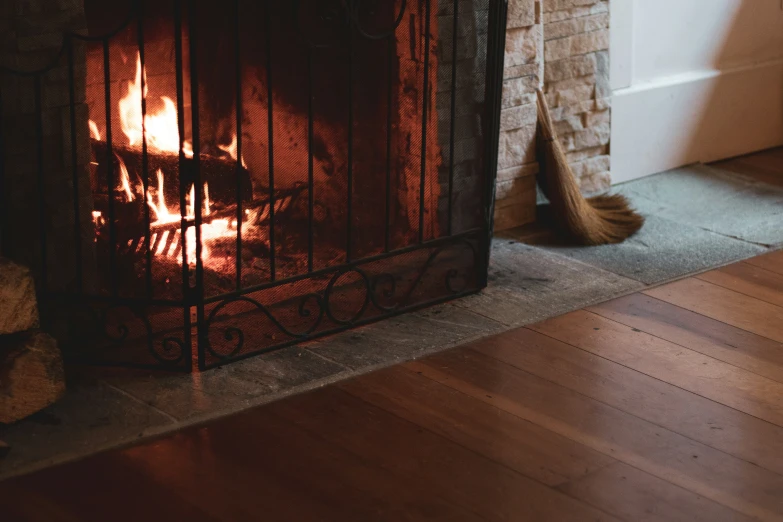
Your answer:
[0,0,507,371]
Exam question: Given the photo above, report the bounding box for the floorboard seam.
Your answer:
[584,312,783,387]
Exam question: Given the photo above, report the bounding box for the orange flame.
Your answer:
[218,133,247,168]
[115,153,135,202]
[108,54,249,267]
[88,119,101,141]
[118,53,187,156]
[146,169,176,223]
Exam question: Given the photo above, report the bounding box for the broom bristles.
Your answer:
[535,89,644,245]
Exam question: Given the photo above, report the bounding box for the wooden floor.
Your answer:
[1,249,781,521]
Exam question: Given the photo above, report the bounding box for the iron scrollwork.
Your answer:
[203,293,326,359]
[203,237,479,363]
[61,300,187,367]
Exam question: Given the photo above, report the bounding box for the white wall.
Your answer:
[610,0,783,183]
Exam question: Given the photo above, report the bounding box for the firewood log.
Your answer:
[0,439,8,459]
[0,258,39,336]
[90,139,253,209]
[0,332,65,424]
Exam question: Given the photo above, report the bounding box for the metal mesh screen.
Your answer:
[0,0,506,371]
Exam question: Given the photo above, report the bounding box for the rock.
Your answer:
[504,62,540,80]
[0,332,66,424]
[544,0,604,14]
[544,29,609,62]
[507,0,537,28]
[501,76,538,109]
[545,53,597,83]
[545,12,609,40]
[505,24,541,67]
[0,258,39,335]
[584,109,610,128]
[498,123,537,170]
[500,102,537,132]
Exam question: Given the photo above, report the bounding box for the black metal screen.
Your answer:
[0,0,507,371]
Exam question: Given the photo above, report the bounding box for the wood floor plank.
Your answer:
[409,349,783,521]
[0,483,87,522]
[136,410,479,522]
[0,452,223,522]
[745,250,783,275]
[266,386,621,522]
[644,278,783,343]
[339,364,615,486]
[697,262,783,307]
[5,405,479,522]
[531,310,783,428]
[558,462,755,522]
[588,293,783,384]
[712,147,783,186]
[471,325,783,476]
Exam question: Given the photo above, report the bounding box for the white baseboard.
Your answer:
[610,59,783,184]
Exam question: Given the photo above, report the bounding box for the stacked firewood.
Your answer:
[0,258,66,457]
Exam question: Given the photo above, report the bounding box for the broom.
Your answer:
[535,88,644,245]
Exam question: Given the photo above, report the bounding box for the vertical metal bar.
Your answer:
[174,0,193,371]
[34,77,48,291]
[103,40,118,296]
[418,0,432,243]
[447,0,459,236]
[346,29,354,262]
[234,0,243,290]
[174,0,188,282]
[188,1,204,295]
[479,0,507,289]
[0,89,6,258]
[187,0,205,369]
[265,2,276,281]
[137,5,153,298]
[67,38,83,293]
[307,47,314,273]
[384,37,393,253]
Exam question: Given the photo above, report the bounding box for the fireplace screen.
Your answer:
[0,0,506,371]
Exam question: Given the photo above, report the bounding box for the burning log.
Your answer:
[117,184,307,259]
[90,139,253,207]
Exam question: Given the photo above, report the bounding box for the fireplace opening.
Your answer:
[0,0,506,371]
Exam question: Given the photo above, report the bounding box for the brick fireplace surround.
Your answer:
[496,0,610,231]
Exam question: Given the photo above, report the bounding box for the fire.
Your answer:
[118,53,189,156]
[115,153,135,202]
[146,169,176,223]
[218,133,247,168]
[99,53,251,267]
[88,119,101,141]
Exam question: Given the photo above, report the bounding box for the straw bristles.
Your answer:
[535,89,644,245]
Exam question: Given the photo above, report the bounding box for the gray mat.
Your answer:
[542,214,766,285]
[455,240,643,324]
[618,164,783,247]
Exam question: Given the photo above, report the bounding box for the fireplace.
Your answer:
[0,0,506,371]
